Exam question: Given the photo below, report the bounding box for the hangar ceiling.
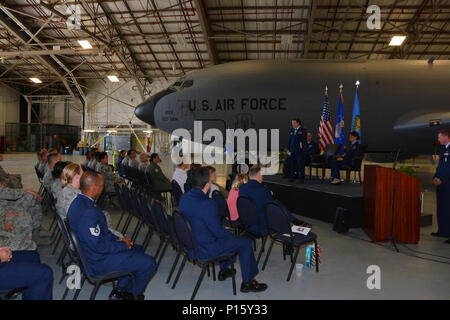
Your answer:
[0,0,448,104]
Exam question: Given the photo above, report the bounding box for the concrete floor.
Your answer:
[2,153,449,300]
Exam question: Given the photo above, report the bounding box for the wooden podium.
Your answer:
[363,165,421,244]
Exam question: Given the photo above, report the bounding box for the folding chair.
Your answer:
[236,195,267,265]
[170,210,237,300]
[64,220,137,300]
[263,201,319,281]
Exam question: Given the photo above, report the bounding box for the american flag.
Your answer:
[318,89,334,153]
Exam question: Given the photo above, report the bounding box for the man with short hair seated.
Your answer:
[330,131,362,185]
[146,153,172,193]
[0,247,53,300]
[239,166,310,236]
[179,167,268,293]
[67,171,156,300]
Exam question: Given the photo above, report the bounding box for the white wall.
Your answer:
[0,85,20,136]
[84,77,171,129]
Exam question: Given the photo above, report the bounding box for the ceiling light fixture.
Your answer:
[78,40,93,49]
[389,36,406,46]
[107,75,120,82]
[30,77,42,83]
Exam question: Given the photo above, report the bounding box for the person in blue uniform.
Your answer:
[305,132,319,165]
[0,248,53,300]
[431,129,450,244]
[179,167,267,293]
[67,171,156,300]
[330,131,362,185]
[239,166,310,236]
[288,118,308,182]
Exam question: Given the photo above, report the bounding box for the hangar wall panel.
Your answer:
[0,85,20,136]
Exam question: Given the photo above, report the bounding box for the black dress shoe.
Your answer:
[430,232,445,237]
[240,279,268,293]
[218,267,236,281]
[121,292,136,300]
[136,294,145,300]
[108,289,123,300]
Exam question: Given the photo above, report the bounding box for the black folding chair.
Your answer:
[262,201,319,281]
[0,288,22,300]
[212,190,241,235]
[170,210,237,300]
[171,180,183,207]
[64,220,137,300]
[236,195,267,265]
[309,144,341,180]
[153,201,177,270]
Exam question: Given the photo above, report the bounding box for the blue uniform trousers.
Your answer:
[331,159,351,179]
[436,183,450,237]
[289,152,305,180]
[201,236,258,284]
[92,245,156,295]
[0,251,53,300]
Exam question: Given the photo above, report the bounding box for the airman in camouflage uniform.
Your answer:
[0,155,23,189]
[95,162,123,193]
[147,153,172,193]
[0,206,36,251]
[0,185,51,245]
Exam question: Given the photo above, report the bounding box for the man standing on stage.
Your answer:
[431,129,450,244]
[287,118,307,183]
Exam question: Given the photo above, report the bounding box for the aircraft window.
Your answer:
[181,80,193,88]
[173,81,182,87]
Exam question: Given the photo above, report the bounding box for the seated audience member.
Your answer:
[82,151,93,168]
[51,161,71,199]
[186,163,202,189]
[117,150,126,176]
[205,166,221,198]
[88,152,99,170]
[95,152,123,193]
[0,184,51,246]
[34,151,41,170]
[56,163,83,219]
[179,167,268,293]
[146,153,172,192]
[43,152,61,191]
[37,150,48,175]
[227,174,248,222]
[305,132,319,165]
[122,150,139,169]
[239,166,307,235]
[0,204,37,251]
[330,131,362,185]
[0,155,22,189]
[0,247,53,300]
[58,164,122,237]
[138,153,150,172]
[172,160,189,193]
[67,171,156,300]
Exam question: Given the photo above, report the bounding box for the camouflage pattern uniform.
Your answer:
[139,161,149,172]
[42,166,54,192]
[56,184,80,219]
[51,179,63,199]
[0,205,36,251]
[95,162,122,193]
[0,165,23,189]
[0,185,42,230]
[88,159,98,170]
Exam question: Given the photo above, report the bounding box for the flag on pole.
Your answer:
[334,84,346,156]
[351,81,361,142]
[318,87,334,153]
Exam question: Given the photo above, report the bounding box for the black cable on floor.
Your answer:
[343,233,450,266]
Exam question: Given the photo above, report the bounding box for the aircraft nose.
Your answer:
[134,98,156,126]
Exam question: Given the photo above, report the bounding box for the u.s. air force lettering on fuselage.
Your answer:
[187,98,288,112]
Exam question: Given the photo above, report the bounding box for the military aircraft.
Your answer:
[135,59,450,156]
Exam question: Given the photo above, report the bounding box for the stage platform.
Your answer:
[263,175,364,228]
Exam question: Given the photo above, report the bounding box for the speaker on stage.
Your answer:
[333,207,352,233]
